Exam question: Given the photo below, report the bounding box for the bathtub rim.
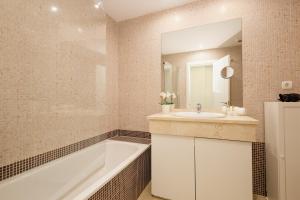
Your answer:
[65,139,150,200]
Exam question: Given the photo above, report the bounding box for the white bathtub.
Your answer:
[0,139,150,200]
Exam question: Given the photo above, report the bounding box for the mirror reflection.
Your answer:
[161,18,243,110]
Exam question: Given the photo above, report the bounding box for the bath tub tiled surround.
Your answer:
[0,130,150,182]
[89,148,151,200]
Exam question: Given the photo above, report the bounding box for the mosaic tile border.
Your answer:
[118,130,151,139]
[252,142,266,196]
[110,136,151,144]
[89,147,151,200]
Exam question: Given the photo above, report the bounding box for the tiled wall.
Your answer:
[0,0,119,167]
[118,0,300,142]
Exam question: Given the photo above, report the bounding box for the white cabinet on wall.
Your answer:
[151,134,253,200]
[265,102,300,200]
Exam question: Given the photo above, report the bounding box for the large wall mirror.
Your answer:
[161,18,243,110]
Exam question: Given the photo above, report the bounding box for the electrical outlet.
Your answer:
[281,81,293,90]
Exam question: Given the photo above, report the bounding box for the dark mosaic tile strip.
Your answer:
[0,130,119,182]
[89,147,151,200]
[110,136,151,144]
[252,142,266,196]
[118,130,151,139]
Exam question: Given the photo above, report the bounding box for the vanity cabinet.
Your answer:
[152,134,195,200]
[195,138,252,200]
[152,134,252,200]
[148,113,257,200]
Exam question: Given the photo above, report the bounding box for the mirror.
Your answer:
[221,66,235,79]
[161,18,243,110]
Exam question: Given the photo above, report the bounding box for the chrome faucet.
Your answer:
[196,103,202,113]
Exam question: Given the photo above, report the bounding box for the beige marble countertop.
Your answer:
[147,112,258,125]
[147,112,258,142]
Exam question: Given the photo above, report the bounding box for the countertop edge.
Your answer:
[147,114,259,125]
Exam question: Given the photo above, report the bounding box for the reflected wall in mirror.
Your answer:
[161,18,243,110]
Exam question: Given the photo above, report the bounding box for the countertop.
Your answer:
[147,113,258,125]
[147,112,259,142]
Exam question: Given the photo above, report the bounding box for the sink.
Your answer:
[173,112,225,118]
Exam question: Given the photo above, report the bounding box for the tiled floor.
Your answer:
[138,183,163,200]
[138,183,267,200]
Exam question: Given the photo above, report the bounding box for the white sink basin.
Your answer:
[173,112,225,119]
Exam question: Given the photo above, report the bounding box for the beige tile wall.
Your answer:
[118,0,300,141]
[0,0,119,166]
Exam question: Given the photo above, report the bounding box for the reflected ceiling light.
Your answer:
[50,6,58,12]
[174,14,181,22]
[220,5,227,13]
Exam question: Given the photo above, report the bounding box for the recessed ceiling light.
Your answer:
[94,0,104,9]
[50,6,58,12]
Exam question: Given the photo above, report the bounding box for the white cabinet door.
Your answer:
[195,138,252,200]
[152,134,195,200]
[284,107,300,200]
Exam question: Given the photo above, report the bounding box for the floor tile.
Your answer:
[138,183,163,200]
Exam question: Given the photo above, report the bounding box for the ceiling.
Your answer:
[162,18,242,55]
[103,0,197,22]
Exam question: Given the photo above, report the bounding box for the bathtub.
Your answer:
[0,139,150,200]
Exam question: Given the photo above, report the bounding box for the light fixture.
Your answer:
[94,0,104,9]
[50,6,58,13]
